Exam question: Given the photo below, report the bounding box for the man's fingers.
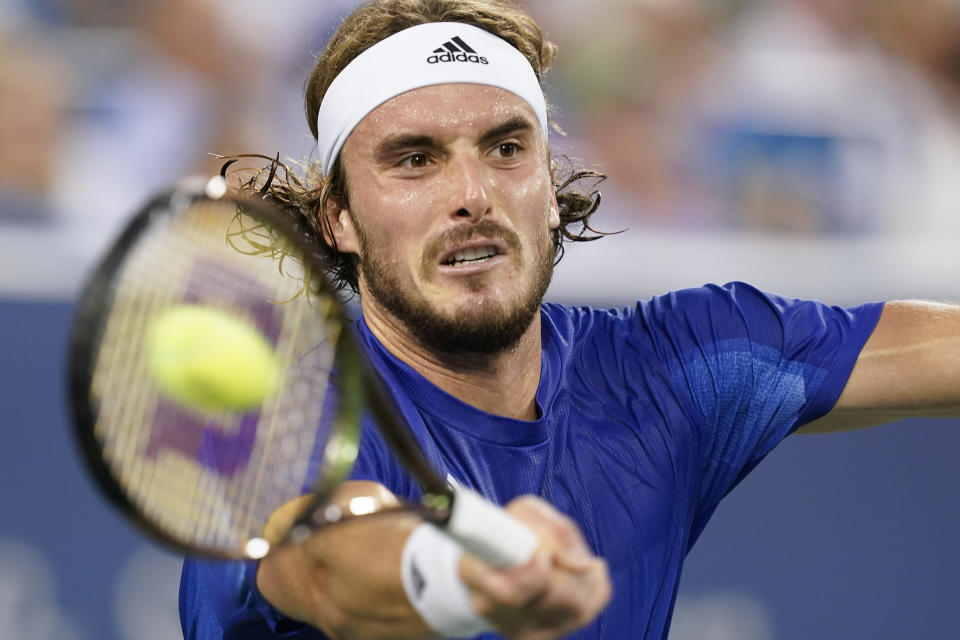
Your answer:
[457,495,613,639]
[262,494,315,542]
[512,551,611,634]
[553,546,597,572]
[505,495,593,561]
[475,552,611,639]
[460,546,552,614]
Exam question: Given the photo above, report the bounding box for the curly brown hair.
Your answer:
[229,0,608,294]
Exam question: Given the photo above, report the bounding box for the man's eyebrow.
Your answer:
[373,134,439,160]
[477,116,534,147]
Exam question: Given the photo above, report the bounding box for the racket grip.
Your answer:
[445,488,538,568]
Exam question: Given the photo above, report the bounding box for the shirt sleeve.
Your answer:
[179,557,324,639]
[637,282,884,536]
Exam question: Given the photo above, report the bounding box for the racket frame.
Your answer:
[67,177,458,559]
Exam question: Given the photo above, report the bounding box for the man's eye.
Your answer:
[496,142,520,158]
[401,153,429,168]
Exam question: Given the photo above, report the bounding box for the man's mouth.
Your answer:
[443,245,498,267]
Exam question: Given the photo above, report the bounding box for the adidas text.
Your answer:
[426,51,488,64]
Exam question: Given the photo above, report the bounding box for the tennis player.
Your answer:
[180,1,960,638]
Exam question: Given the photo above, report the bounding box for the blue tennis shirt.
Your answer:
[180,282,883,639]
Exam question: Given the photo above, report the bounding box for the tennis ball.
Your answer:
[147,305,281,412]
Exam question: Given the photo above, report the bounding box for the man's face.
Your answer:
[332,83,560,354]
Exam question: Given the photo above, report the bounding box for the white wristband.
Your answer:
[401,523,491,638]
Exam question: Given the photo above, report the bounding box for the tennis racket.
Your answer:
[67,175,537,565]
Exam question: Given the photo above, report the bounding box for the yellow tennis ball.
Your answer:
[147,305,281,412]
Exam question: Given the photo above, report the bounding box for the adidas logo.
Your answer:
[426,35,489,65]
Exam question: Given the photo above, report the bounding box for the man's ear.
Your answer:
[320,197,360,255]
[547,161,561,230]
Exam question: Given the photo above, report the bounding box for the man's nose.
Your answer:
[448,154,491,222]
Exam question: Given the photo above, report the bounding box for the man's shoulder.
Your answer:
[540,283,746,333]
[539,282,773,355]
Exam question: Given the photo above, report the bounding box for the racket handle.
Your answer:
[445,488,538,567]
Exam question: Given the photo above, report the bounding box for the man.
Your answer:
[180,1,960,638]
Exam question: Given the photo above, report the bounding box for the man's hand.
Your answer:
[256,482,611,640]
[460,496,612,640]
[258,482,430,639]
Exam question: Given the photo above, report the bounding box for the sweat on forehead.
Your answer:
[315,22,549,176]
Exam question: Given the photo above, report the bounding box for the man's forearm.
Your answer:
[806,300,960,433]
[255,484,612,640]
[257,483,435,639]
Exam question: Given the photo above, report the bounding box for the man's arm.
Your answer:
[256,481,611,640]
[799,300,960,433]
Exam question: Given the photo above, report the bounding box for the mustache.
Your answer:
[423,219,522,264]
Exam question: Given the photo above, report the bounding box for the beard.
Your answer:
[354,218,555,356]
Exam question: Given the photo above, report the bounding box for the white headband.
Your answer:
[315,22,549,176]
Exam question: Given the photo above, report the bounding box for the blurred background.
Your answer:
[2,0,959,638]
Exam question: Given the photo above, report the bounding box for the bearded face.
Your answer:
[329,83,560,356]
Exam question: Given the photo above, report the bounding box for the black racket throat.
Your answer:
[358,363,450,497]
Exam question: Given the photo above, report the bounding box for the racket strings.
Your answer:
[88,196,353,555]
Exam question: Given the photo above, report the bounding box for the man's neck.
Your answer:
[360,302,543,422]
